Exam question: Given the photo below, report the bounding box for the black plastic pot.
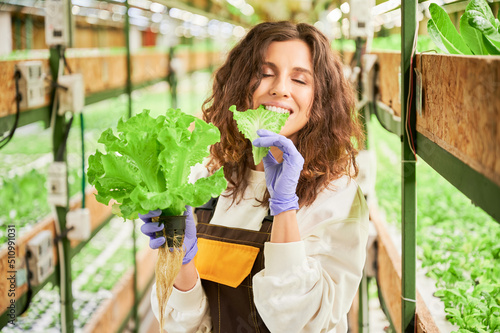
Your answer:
[152,215,186,248]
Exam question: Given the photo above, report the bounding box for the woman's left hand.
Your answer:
[253,129,304,215]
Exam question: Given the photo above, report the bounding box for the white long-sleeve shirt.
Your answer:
[151,167,369,333]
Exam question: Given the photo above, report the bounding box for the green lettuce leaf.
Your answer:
[230,105,289,165]
[87,108,228,219]
[465,0,496,28]
[468,9,500,55]
[428,3,473,55]
[460,11,488,55]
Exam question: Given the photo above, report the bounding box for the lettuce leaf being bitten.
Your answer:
[230,105,289,165]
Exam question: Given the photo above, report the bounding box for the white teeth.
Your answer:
[265,105,290,114]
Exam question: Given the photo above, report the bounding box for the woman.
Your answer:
[141,21,369,333]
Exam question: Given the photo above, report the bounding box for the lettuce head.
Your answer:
[87,108,227,220]
[230,105,289,165]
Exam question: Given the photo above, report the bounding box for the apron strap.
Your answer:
[260,213,274,233]
[194,197,219,223]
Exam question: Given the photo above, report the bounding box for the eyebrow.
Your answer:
[263,62,313,76]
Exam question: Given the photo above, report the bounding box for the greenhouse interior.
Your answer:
[0,0,499,332]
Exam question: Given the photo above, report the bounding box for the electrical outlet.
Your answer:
[58,73,84,115]
[349,0,375,38]
[15,61,46,109]
[47,162,67,207]
[45,0,70,46]
[26,230,55,286]
[66,208,91,241]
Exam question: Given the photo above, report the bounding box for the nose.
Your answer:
[270,76,289,98]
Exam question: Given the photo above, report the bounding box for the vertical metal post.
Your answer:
[25,15,33,50]
[189,37,195,113]
[49,46,74,333]
[66,0,73,48]
[354,35,370,333]
[401,1,417,332]
[15,16,21,50]
[132,220,139,333]
[125,0,133,118]
[358,275,369,333]
[125,2,139,331]
[354,37,370,150]
[168,46,178,108]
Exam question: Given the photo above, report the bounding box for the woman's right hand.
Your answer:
[139,209,165,249]
[139,207,198,265]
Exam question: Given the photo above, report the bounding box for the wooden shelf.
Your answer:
[83,243,157,333]
[415,53,500,188]
[369,205,440,333]
[0,188,112,320]
[0,48,221,120]
[371,52,500,188]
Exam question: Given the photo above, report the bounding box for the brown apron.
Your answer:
[194,198,273,333]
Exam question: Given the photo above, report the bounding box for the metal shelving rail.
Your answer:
[355,1,500,333]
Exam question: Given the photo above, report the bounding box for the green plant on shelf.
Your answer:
[331,34,438,53]
[371,116,500,333]
[4,220,145,332]
[428,0,500,55]
[0,170,51,243]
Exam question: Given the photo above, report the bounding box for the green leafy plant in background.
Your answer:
[371,118,500,333]
[428,0,500,55]
[87,108,227,219]
[230,105,289,165]
[331,34,438,53]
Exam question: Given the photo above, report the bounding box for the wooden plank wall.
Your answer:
[416,54,500,187]
[373,52,500,187]
[374,51,401,116]
[370,206,440,333]
[0,49,221,119]
[83,246,157,333]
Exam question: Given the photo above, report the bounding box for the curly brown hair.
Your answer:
[202,21,365,208]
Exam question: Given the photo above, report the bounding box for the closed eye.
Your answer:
[293,79,306,85]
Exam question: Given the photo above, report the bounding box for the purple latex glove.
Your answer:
[252,129,304,216]
[139,206,198,265]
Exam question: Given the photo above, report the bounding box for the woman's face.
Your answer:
[252,40,314,143]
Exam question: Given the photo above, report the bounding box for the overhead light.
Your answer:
[151,12,162,23]
[169,8,182,19]
[233,25,246,38]
[340,2,350,14]
[98,9,110,20]
[72,0,93,8]
[191,14,208,26]
[327,8,342,22]
[128,7,142,18]
[111,4,126,14]
[227,0,245,9]
[314,21,325,30]
[150,2,164,13]
[241,4,254,16]
[371,0,400,16]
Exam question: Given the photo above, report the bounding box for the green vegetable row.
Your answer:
[3,219,147,332]
[371,116,500,333]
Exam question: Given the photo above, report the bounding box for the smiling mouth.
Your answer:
[264,105,292,115]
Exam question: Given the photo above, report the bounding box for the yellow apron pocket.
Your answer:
[194,238,260,288]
